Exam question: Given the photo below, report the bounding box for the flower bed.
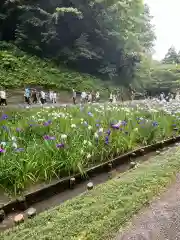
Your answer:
[2,145,180,240]
[0,104,179,194]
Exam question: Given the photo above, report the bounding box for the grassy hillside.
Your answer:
[0,42,108,92]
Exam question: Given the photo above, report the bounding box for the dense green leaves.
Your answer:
[134,56,180,95]
[0,42,106,91]
[163,46,180,64]
[0,0,155,87]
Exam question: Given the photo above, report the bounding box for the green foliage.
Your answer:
[162,46,180,64]
[134,54,180,94]
[1,146,180,240]
[0,0,155,85]
[0,42,105,91]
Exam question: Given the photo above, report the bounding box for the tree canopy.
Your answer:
[0,0,155,87]
[162,46,180,64]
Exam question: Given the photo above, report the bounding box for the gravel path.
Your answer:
[115,174,180,240]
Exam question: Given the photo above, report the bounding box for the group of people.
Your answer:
[0,87,119,107]
[109,93,117,103]
[79,91,117,104]
[24,88,57,105]
[80,91,100,104]
[159,92,176,102]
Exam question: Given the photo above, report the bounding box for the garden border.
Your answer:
[1,135,180,215]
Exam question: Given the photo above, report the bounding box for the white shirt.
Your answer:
[160,94,164,100]
[0,91,6,99]
[53,93,57,99]
[88,94,92,100]
[96,92,100,98]
[81,92,86,99]
[73,91,76,98]
[41,91,45,99]
[49,91,53,99]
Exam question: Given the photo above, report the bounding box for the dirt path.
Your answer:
[115,174,180,240]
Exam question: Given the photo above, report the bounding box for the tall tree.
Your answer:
[163,46,179,64]
[0,0,155,86]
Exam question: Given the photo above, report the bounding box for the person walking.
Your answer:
[81,91,87,104]
[24,88,31,105]
[72,89,76,104]
[96,91,100,102]
[0,89,7,106]
[49,90,53,103]
[88,92,92,103]
[109,92,113,103]
[160,92,165,101]
[92,91,96,102]
[31,89,38,104]
[52,91,57,104]
[40,90,46,105]
[112,94,116,103]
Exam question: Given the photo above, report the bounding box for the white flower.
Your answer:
[134,128,138,132]
[80,118,84,122]
[12,136,16,141]
[12,142,17,148]
[61,134,67,140]
[1,142,6,147]
[88,125,92,130]
[99,128,103,133]
[87,153,91,159]
[71,124,76,128]
[94,132,99,139]
[83,140,87,145]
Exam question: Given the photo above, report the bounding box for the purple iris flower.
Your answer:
[43,135,56,140]
[106,129,111,136]
[96,124,100,127]
[56,143,64,148]
[43,120,52,126]
[121,120,127,126]
[16,128,22,132]
[152,121,158,127]
[0,148,5,153]
[105,136,109,144]
[88,112,93,117]
[1,114,8,120]
[111,122,121,129]
[2,125,9,131]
